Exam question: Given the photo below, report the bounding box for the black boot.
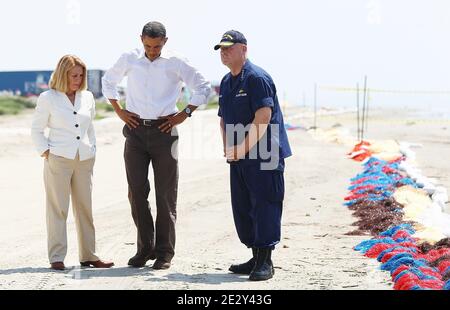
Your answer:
[266,247,275,275]
[229,248,257,274]
[249,247,273,281]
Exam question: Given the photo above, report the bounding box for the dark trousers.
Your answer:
[230,162,284,249]
[123,124,179,262]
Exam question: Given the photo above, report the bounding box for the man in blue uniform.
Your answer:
[214,30,292,281]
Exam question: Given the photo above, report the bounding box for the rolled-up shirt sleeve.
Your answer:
[102,53,129,101]
[249,76,275,114]
[31,94,50,155]
[178,58,211,106]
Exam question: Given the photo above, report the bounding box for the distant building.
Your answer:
[86,70,104,98]
[0,70,105,98]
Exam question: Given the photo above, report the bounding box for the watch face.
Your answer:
[185,108,191,114]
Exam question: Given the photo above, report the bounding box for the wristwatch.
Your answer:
[184,107,192,117]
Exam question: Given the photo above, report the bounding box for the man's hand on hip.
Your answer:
[117,109,140,129]
[158,112,187,133]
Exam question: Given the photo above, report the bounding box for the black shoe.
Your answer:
[229,248,257,274]
[152,259,171,270]
[128,252,156,267]
[249,247,273,281]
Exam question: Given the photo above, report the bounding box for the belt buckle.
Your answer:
[143,119,152,126]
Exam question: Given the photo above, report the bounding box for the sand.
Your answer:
[0,105,447,290]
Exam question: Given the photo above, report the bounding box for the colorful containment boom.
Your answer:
[345,141,450,290]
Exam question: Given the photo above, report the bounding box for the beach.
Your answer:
[0,105,448,290]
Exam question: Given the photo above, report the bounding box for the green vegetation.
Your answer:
[94,114,107,120]
[176,101,184,111]
[176,99,219,111]
[204,99,219,110]
[95,101,115,113]
[0,97,35,115]
[95,100,124,119]
[0,96,218,117]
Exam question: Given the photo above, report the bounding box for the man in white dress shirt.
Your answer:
[102,21,211,269]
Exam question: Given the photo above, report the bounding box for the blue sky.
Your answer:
[1,0,450,108]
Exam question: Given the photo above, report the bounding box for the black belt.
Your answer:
[138,119,166,127]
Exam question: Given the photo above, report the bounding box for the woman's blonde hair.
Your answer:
[49,55,87,93]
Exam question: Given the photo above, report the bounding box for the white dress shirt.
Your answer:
[102,48,211,119]
[31,89,96,161]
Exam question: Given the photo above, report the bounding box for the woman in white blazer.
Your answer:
[31,55,114,270]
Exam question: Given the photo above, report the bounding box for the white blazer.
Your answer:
[31,89,96,161]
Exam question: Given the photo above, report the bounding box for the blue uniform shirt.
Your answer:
[218,60,292,168]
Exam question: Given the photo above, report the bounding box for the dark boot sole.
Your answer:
[236,265,274,276]
[152,264,171,270]
[249,274,273,281]
[127,254,156,267]
[128,262,147,268]
[228,266,253,275]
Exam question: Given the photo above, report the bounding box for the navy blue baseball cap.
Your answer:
[214,30,247,50]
